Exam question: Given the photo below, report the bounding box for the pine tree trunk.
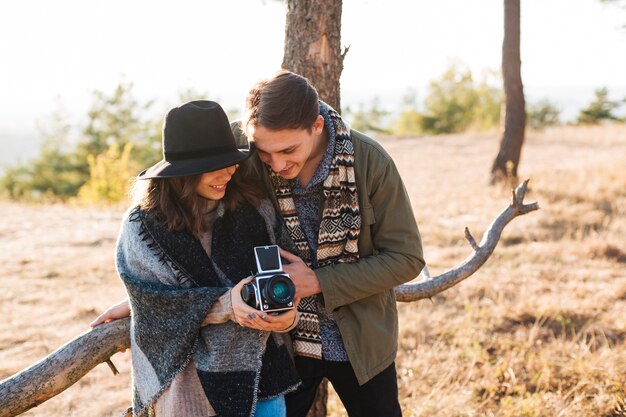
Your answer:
[491,0,526,184]
[282,0,345,113]
[282,2,344,415]
[305,378,328,417]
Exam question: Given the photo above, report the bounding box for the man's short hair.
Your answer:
[244,70,320,133]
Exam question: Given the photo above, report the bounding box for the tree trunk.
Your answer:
[283,2,344,414]
[305,378,328,417]
[282,0,345,113]
[491,0,526,184]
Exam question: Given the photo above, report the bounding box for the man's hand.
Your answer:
[280,247,321,298]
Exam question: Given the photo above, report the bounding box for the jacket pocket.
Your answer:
[358,204,376,256]
[361,204,376,226]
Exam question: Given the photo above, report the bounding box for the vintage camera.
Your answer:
[241,245,296,314]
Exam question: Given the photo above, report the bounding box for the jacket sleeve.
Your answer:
[315,155,425,311]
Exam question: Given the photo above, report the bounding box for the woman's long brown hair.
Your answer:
[133,160,265,237]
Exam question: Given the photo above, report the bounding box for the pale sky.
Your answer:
[1,0,625,141]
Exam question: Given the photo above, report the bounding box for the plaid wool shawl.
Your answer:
[117,202,300,417]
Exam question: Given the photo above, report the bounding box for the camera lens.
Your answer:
[241,282,258,309]
[272,281,289,299]
[264,275,295,304]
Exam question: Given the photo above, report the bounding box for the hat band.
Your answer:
[165,145,237,161]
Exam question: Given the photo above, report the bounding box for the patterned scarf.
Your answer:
[270,104,361,359]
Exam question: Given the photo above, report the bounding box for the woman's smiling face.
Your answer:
[195,164,238,200]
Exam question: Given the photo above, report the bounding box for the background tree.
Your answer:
[343,97,390,134]
[527,99,561,129]
[282,0,347,113]
[0,111,84,200]
[78,81,159,171]
[491,0,526,184]
[419,65,501,134]
[577,87,623,124]
[0,82,160,203]
[282,2,347,414]
[390,67,501,137]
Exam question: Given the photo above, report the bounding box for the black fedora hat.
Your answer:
[138,100,253,179]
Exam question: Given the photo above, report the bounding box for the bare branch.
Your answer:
[395,180,538,302]
[0,181,538,415]
[464,227,480,251]
[341,44,351,60]
[0,318,130,417]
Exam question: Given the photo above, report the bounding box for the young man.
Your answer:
[234,71,425,417]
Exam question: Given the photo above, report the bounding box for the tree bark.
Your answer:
[491,0,526,184]
[282,0,345,113]
[305,378,328,417]
[283,2,345,414]
[0,318,131,417]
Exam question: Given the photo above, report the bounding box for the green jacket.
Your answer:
[233,124,425,385]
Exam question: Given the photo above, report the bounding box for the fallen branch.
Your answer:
[394,180,538,302]
[0,181,538,416]
[0,318,130,417]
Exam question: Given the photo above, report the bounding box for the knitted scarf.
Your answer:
[120,202,300,417]
[269,104,361,359]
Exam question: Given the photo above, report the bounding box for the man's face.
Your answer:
[249,116,324,180]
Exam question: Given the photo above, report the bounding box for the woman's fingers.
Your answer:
[245,308,297,331]
[231,279,268,328]
[232,275,255,291]
[231,275,298,331]
[90,299,131,327]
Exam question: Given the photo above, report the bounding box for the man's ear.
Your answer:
[312,115,324,135]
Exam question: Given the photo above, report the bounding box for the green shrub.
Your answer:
[0,123,85,201]
[0,81,160,202]
[389,65,502,136]
[577,87,622,124]
[77,143,137,204]
[527,99,561,129]
[391,109,423,137]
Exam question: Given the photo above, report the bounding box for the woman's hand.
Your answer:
[231,277,300,332]
[90,298,131,327]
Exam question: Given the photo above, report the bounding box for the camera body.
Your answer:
[241,245,296,314]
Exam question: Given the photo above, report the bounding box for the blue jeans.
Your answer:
[253,395,286,417]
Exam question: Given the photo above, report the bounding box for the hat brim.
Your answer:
[137,146,255,179]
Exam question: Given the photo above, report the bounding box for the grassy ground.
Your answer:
[1,124,625,416]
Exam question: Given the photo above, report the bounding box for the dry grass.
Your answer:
[1,123,625,416]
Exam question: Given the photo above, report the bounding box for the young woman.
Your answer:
[93,100,300,417]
